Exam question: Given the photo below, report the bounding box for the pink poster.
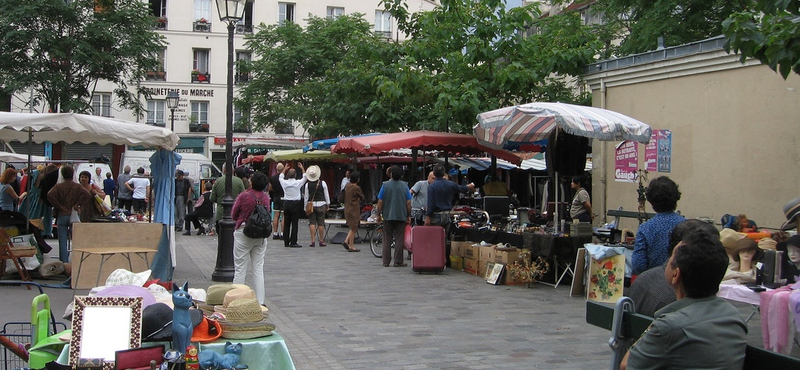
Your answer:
[644,130,658,172]
[614,140,637,183]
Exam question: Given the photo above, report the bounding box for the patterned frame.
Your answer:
[69,296,143,370]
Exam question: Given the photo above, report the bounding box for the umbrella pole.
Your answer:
[554,170,559,234]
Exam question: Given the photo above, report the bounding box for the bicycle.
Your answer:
[370,212,423,258]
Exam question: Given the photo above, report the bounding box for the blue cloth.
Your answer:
[632,212,685,274]
[425,178,469,217]
[149,149,181,281]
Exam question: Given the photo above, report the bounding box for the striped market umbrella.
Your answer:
[474,102,652,150]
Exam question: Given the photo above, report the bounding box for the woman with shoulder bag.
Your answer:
[230,171,270,305]
[303,165,330,247]
[78,170,105,222]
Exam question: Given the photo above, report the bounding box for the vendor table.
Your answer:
[452,228,524,247]
[58,333,296,370]
[322,219,378,244]
[523,233,592,288]
[72,247,158,288]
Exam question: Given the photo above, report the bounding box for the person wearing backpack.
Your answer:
[230,171,271,305]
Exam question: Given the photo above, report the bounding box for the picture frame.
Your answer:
[485,262,504,285]
[69,296,143,370]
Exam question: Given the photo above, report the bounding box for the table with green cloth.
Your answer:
[58,332,296,370]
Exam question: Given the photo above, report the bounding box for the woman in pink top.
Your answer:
[231,171,270,305]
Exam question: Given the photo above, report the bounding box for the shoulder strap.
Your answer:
[247,191,260,205]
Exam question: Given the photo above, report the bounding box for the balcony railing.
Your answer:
[191,72,211,83]
[145,71,166,81]
[193,21,211,32]
[235,24,253,34]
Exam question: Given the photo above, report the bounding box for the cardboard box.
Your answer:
[449,255,463,271]
[464,244,481,260]
[464,258,480,275]
[450,241,469,257]
[494,248,530,265]
[478,260,492,277]
[479,246,495,262]
[503,271,528,285]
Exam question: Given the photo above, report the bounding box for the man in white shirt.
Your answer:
[92,167,104,186]
[125,167,150,215]
[279,163,307,248]
[410,171,434,225]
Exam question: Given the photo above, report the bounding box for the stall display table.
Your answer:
[58,333,296,370]
[523,233,592,288]
[452,228,523,247]
[322,219,378,244]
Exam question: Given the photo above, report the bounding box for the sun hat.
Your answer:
[758,237,777,251]
[306,165,321,182]
[141,303,203,342]
[720,228,743,251]
[731,238,763,262]
[781,198,800,230]
[96,285,157,308]
[105,269,152,287]
[191,317,223,343]
[205,284,250,305]
[211,288,274,339]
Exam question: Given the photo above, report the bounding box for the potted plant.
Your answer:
[196,17,208,24]
[157,17,167,24]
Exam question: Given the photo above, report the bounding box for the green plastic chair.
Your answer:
[27,294,70,369]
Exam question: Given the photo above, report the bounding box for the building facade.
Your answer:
[9,0,439,165]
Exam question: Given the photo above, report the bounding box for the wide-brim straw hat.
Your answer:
[215,298,265,323]
[220,320,275,340]
[781,198,800,230]
[731,237,763,262]
[758,237,777,251]
[306,165,321,182]
[205,284,250,305]
[720,228,743,251]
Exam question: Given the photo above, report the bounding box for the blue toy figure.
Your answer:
[198,342,243,370]
[172,282,194,357]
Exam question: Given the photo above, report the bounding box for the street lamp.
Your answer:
[166,91,179,132]
[212,0,247,282]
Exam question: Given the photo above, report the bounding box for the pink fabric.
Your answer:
[791,290,800,334]
[760,287,793,354]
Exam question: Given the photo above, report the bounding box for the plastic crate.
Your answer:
[1,322,31,370]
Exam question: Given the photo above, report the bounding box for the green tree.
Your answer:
[560,0,749,55]
[0,0,166,116]
[723,0,800,79]
[238,14,384,136]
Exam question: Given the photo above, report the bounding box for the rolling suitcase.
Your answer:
[411,226,446,273]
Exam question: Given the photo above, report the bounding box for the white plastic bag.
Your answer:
[70,209,81,224]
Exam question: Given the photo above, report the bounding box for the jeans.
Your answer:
[174,195,186,228]
[56,214,71,263]
[233,228,266,305]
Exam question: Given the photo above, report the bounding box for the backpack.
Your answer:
[242,192,272,238]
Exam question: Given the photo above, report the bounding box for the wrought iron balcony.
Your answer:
[191,71,211,83]
[145,71,166,81]
[193,21,211,32]
[235,24,253,34]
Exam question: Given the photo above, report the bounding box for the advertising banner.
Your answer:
[644,130,657,172]
[614,140,637,183]
[657,129,672,173]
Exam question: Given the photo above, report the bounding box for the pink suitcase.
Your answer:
[411,226,446,273]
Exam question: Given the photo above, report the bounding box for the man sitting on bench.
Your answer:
[621,225,747,370]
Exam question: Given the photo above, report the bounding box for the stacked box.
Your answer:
[449,255,464,271]
[478,260,493,277]
[464,258,480,275]
[479,245,496,262]
[450,241,469,257]
[494,248,530,265]
[464,244,481,260]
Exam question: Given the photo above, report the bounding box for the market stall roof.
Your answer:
[232,139,306,150]
[0,151,49,163]
[242,149,347,163]
[303,133,382,152]
[431,157,518,171]
[0,112,179,150]
[332,130,521,165]
[519,153,592,172]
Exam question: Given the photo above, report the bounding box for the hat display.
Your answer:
[731,238,763,262]
[306,165,321,182]
[106,269,151,287]
[720,228,743,251]
[141,303,203,341]
[213,288,274,340]
[205,284,250,305]
[781,198,800,230]
[191,317,223,343]
[758,237,777,251]
[96,285,157,308]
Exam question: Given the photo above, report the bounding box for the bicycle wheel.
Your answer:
[370,225,383,258]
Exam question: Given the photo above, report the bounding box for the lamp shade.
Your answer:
[216,0,247,22]
[166,91,179,110]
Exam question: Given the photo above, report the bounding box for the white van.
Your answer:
[120,150,222,196]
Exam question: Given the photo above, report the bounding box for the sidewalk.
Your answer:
[1,219,792,369]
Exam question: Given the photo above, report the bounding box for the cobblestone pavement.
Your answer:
[1,219,795,369]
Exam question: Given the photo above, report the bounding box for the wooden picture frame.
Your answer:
[485,262,504,285]
[69,296,143,370]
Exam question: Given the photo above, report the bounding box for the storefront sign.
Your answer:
[656,129,672,173]
[614,140,638,183]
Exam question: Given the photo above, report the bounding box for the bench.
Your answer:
[585,300,800,369]
[606,207,656,226]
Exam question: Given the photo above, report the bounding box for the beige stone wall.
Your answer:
[587,53,800,231]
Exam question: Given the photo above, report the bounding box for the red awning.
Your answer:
[332,130,520,164]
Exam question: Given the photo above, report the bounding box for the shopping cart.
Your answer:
[0,282,68,370]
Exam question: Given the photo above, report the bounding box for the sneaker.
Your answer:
[197,227,205,235]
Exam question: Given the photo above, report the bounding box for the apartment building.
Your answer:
[9,0,439,163]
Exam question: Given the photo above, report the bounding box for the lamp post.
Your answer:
[212,0,247,281]
[166,91,179,132]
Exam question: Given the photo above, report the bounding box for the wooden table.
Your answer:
[322,219,378,244]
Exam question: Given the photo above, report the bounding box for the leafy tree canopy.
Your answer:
[723,0,800,79]
[552,0,749,56]
[0,0,165,115]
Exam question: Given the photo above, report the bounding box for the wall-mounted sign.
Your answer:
[614,140,638,183]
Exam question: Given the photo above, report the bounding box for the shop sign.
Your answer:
[614,140,637,183]
[656,130,672,173]
[644,130,658,172]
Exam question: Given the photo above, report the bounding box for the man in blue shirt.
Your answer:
[632,176,685,274]
[425,164,474,264]
[376,166,412,267]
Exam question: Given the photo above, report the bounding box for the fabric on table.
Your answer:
[760,287,794,355]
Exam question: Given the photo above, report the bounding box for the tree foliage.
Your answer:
[723,0,800,79]
[562,0,750,55]
[240,0,603,137]
[0,0,165,116]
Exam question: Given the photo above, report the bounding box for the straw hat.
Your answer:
[781,198,800,230]
[212,288,274,339]
[758,237,777,251]
[731,238,763,262]
[105,269,151,287]
[306,165,321,182]
[205,284,249,305]
[720,228,743,252]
